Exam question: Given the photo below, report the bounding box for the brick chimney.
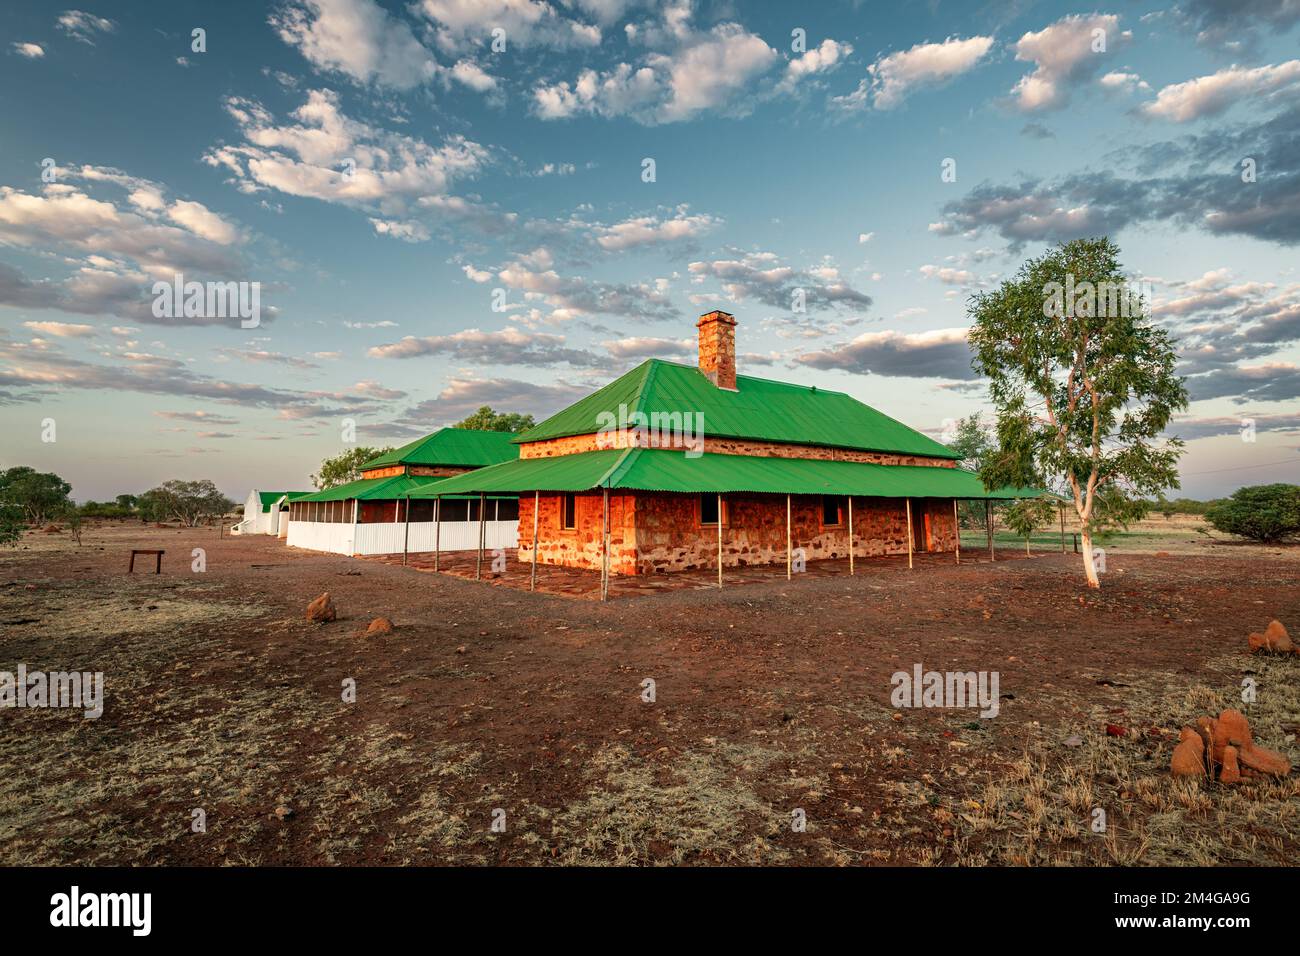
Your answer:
[696,310,737,390]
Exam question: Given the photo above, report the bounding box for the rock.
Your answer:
[1171,729,1206,778]
[306,592,336,623]
[1248,619,1293,654]
[1219,746,1241,784]
[1062,734,1084,747]
[365,616,394,636]
[1237,743,1291,777]
[1105,723,1127,738]
[1217,709,1252,748]
[455,644,467,654]
[274,805,293,819]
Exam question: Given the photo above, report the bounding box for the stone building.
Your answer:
[412,312,1036,579]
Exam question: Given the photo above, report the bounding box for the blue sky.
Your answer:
[1,0,1298,500]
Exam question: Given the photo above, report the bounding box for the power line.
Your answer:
[1182,456,1300,476]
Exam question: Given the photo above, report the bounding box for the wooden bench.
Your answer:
[129,549,165,574]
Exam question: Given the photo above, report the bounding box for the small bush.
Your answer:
[1204,483,1300,543]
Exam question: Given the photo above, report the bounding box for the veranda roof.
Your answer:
[407,448,1055,500]
[295,474,518,503]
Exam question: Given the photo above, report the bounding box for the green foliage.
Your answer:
[137,480,234,527]
[1205,484,1300,543]
[947,413,996,529]
[1148,496,1217,516]
[78,500,135,519]
[0,503,21,546]
[1002,496,1057,541]
[454,406,536,433]
[312,446,392,489]
[967,238,1187,548]
[0,466,72,526]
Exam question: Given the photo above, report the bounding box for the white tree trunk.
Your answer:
[1080,527,1100,589]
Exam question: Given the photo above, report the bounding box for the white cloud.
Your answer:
[593,206,718,251]
[603,335,694,360]
[369,217,431,241]
[778,39,852,92]
[22,321,97,338]
[416,0,602,51]
[533,21,776,123]
[270,0,437,89]
[1009,14,1130,112]
[1141,60,1300,122]
[166,199,240,245]
[55,10,116,45]
[205,89,489,236]
[1099,70,1149,94]
[12,42,45,59]
[919,264,978,285]
[0,168,256,324]
[834,35,993,111]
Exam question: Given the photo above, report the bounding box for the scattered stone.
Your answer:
[1172,709,1291,783]
[456,644,467,654]
[1216,709,1252,748]
[306,592,336,623]
[1237,742,1291,777]
[1062,734,1084,747]
[1171,728,1206,778]
[1248,619,1294,655]
[274,805,293,819]
[1105,723,1127,738]
[365,616,394,636]
[1220,745,1241,785]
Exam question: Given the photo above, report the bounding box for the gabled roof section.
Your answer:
[360,427,520,471]
[258,491,311,512]
[514,359,959,460]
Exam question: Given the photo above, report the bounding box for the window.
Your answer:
[496,498,520,522]
[822,495,841,526]
[700,494,720,526]
[562,493,577,530]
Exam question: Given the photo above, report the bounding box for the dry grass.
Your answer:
[934,655,1300,865]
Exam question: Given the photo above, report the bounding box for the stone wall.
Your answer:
[515,491,637,574]
[518,430,954,467]
[360,465,475,479]
[514,491,958,575]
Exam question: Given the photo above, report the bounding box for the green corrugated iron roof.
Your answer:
[258,490,312,512]
[409,448,1053,500]
[297,474,518,503]
[360,427,520,471]
[297,475,441,503]
[514,359,960,460]
[409,450,627,496]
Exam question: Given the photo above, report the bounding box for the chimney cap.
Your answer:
[696,309,736,327]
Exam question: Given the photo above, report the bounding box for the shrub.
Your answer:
[1204,484,1300,543]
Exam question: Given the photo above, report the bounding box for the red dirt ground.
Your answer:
[1,522,1297,866]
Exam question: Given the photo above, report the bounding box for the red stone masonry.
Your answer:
[518,431,955,467]
[516,491,957,575]
[359,464,475,480]
[697,310,737,390]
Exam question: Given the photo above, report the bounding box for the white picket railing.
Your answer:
[286,520,518,556]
